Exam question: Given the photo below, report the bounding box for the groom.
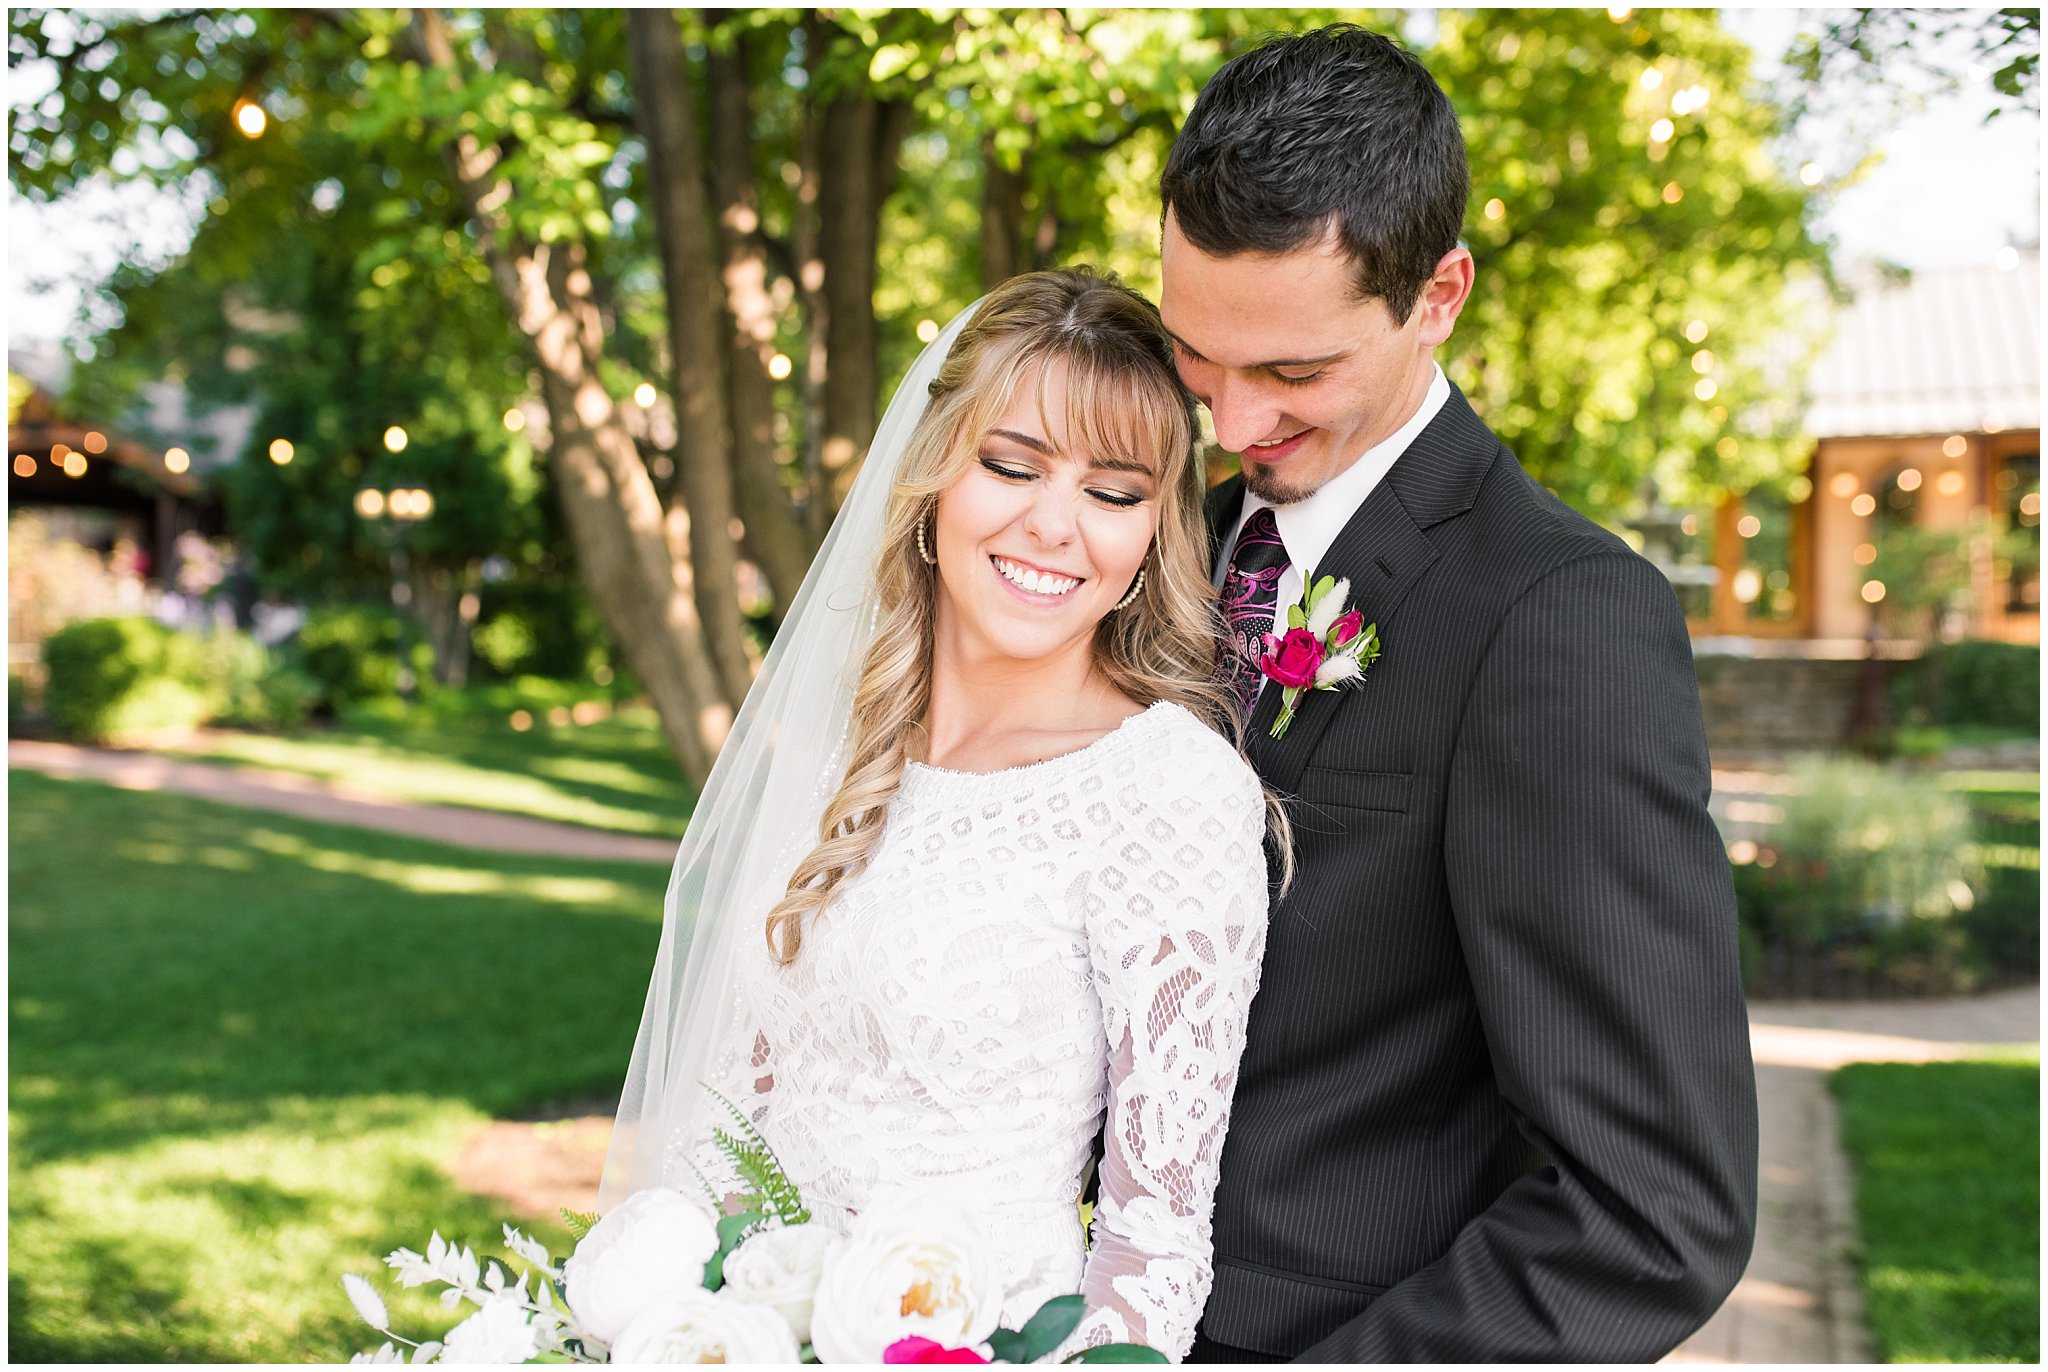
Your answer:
[1158,25,1757,1362]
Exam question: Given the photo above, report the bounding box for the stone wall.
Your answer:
[1694,653,1869,759]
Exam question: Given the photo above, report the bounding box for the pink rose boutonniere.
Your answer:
[1258,574,1381,739]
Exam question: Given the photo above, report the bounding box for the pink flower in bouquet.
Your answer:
[1259,627,1326,689]
[1330,609,1366,647]
[885,1335,992,1363]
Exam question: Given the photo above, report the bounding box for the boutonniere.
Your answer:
[1258,574,1381,740]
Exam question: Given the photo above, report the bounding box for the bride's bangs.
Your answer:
[1039,346,1193,484]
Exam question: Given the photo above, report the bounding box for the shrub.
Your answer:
[1893,640,2040,734]
[1734,758,1983,994]
[289,605,402,711]
[41,618,217,741]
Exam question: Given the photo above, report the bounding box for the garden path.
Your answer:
[7,737,679,863]
[1668,984,2039,1365]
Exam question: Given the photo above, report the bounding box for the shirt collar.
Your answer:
[1220,363,1451,582]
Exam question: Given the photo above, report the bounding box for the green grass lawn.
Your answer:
[1832,1050,2041,1364]
[8,769,670,1361]
[157,697,693,838]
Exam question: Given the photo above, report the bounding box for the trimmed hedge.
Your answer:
[1893,640,2040,733]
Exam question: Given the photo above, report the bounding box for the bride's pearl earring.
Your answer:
[1113,567,1146,612]
[915,516,938,566]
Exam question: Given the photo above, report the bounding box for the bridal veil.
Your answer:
[600,303,977,1208]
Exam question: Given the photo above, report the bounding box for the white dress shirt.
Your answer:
[1212,363,1451,642]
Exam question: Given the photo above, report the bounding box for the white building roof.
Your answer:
[1804,252,2040,440]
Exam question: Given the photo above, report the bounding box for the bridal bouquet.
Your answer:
[342,1101,1162,1365]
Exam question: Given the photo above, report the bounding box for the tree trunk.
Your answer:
[816,89,914,500]
[412,561,480,689]
[705,20,815,612]
[796,21,830,542]
[981,134,1028,290]
[407,8,729,786]
[626,8,754,709]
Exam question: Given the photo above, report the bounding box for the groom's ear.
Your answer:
[1412,247,1475,349]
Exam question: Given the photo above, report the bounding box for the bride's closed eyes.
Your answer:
[975,453,1150,509]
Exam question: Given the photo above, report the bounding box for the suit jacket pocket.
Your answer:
[1295,764,1412,815]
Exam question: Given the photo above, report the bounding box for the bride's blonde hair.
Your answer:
[765,268,1288,963]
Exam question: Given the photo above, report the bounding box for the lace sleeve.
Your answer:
[1068,740,1271,1360]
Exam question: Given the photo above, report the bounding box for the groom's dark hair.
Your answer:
[1161,23,1469,322]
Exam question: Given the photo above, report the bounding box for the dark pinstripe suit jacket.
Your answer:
[1195,382,1757,1361]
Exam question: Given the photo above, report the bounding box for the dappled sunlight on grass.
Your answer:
[1833,1052,2039,1363]
[10,770,663,1360]
[243,827,643,903]
[161,709,694,837]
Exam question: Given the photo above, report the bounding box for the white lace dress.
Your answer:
[701,700,1270,1360]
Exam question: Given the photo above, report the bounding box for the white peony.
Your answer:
[563,1188,722,1346]
[721,1222,844,1345]
[609,1287,802,1364]
[440,1297,540,1364]
[808,1192,1004,1364]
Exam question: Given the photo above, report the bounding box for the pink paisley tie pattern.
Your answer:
[1217,506,1290,719]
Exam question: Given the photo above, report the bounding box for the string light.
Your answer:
[1829,472,1859,499]
[234,99,268,138]
[1851,493,1877,516]
[1661,181,1684,204]
[1691,349,1714,374]
[767,353,793,381]
[63,451,88,477]
[1484,198,1506,220]
[383,426,408,453]
[1854,543,1877,565]
[83,431,107,453]
[503,408,525,432]
[164,447,191,474]
[1650,118,1675,144]
[915,319,940,343]
[1896,468,1923,491]
[1694,377,1717,401]
[1936,471,1966,496]
[634,383,657,408]
[1861,580,1886,604]
[1684,319,1709,343]
[13,454,35,477]
[1941,434,1967,458]
[269,438,295,465]
[1737,515,1761,538]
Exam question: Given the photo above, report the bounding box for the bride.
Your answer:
[601,269,1282,1360]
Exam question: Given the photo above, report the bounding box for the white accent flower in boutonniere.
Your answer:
[1257,574,1381,740]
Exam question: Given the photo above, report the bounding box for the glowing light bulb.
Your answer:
[1484,198,1506,220]
[767,353,793,381]
[634,383,657,408]
[1737,515,1761,538]
[383,426,408,453]
[1851,493,1876,516]
[915,319,940,344]
[269,438,294,465]
[1896,468,1922,492]
[503,408,525,432]
[1860,580,1886,604]
[234,100,268,138]
[164,447,191,474]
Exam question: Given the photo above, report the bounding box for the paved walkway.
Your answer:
[1668,985,2039,1364]
[8,738,679,863]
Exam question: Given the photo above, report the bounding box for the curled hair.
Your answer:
[1161,22,1470,321]
[765,268,1291,963]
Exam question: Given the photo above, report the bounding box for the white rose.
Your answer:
[440,1297,540,1364]
[808,1192,1003,1364]
[721,1222,844,1345]
[564,1188,721,1346]
[610,1287,802,1364]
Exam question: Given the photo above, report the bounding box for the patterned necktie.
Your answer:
[1217,506,1290,719]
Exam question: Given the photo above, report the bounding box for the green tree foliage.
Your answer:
[11,8,1830,773]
